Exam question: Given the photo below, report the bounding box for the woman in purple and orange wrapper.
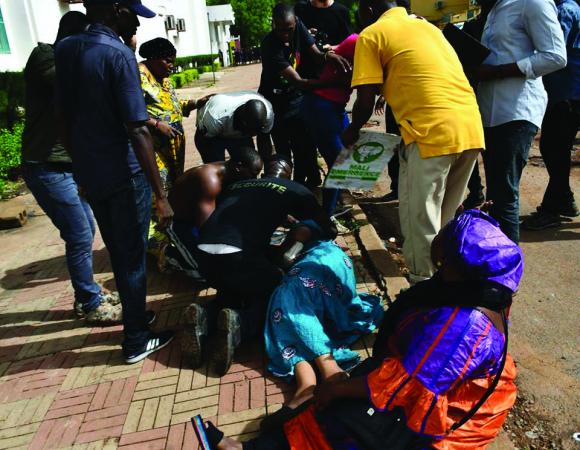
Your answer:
[195,209,523,450]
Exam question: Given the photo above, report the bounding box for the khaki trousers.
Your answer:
[398,143,480,284]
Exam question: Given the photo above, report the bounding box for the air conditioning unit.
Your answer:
[177,19,186,33]
[165,15,176,31]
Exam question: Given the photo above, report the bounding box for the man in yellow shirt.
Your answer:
[342,0,485,284]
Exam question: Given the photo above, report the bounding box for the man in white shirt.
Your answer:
[475,0,567,243]
[194,91,274,162]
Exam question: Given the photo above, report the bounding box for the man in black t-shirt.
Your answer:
[258,4,350,186]
[182,155,337,375]
[295,0,352,78]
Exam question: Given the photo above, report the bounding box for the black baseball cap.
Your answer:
[84,0,156,18]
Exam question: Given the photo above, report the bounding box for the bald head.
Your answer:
[233,100,268,136]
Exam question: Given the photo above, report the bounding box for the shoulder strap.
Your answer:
[449,310,509,433]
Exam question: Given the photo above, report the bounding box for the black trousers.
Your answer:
[539,100,580,212]
[195,249,283,337]
[271,111,318,184]
[467,162,484,198]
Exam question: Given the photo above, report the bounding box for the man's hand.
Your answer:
[155,197,174,230]
[314,382,338,410]
[156,121,182,139]
[326,51,351,73]
[473,64,500,82]
[341,124,360,148]
[195,94,215,109]
[374,96,385,116]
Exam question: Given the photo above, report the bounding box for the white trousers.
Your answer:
[398,142,480,284]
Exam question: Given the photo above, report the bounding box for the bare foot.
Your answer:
[286,384,316,409]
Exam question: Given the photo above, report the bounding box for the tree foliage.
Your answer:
[223,0,359,47]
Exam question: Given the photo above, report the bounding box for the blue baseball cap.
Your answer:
[84,0,156,18]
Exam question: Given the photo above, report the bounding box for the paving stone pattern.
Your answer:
[0,66,381,448]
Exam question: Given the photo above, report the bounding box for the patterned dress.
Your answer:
[139,63,189,258]
[264,240,384,381]
[139,63,188,189]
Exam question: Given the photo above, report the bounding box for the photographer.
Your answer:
[295,0,352,78]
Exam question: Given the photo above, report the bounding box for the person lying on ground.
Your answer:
[182,154,337,376]
[160,147,263,276]
[196,208,522,450]
[263,222,384,419]
[195,91,274,163]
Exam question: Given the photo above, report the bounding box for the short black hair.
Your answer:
[231,146,263,170]
[56,11,89,43]
[272,3,295,22]
[266,153,293,167]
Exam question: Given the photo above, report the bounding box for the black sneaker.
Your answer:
[537,202,579,218]
[521,211,561,230]
[212,308,241,376]
[181,303,208,369]
[124,331,174,364]
[558,201,579,218]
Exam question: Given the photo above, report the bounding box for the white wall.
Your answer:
[0,0,212,72]
[136,0,211,59]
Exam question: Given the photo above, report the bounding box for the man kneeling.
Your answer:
[184,155,337,375]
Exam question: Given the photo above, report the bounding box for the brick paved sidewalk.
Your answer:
[0,208,379,449]
[0,65,381,450]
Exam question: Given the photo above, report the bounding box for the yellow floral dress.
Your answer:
[139,63,189,263]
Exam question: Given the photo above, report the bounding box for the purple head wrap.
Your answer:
[441,209,524,292]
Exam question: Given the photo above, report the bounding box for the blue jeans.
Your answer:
[194,130,254,163]
[23,163,102,312]
[302,95,349,215]
[88,172,151,355]
[483,120,538,243]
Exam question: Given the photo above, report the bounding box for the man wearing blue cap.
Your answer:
[55,0,174,363]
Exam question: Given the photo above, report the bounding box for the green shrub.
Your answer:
[201,65,213,73]
[170,73,186,89]
[0,72,25,130]
[0,121,23,180]
[212,62,221,71]
[170,70,199,88]
[174,54,218,71]
[183,69,199,83]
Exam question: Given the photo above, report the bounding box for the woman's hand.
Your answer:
[156,121,182,139]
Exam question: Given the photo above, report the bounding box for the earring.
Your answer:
[436,261,442,267]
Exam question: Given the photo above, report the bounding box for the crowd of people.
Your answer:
[19,0,577,448]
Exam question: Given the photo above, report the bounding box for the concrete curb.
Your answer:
[348,200,409,302]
